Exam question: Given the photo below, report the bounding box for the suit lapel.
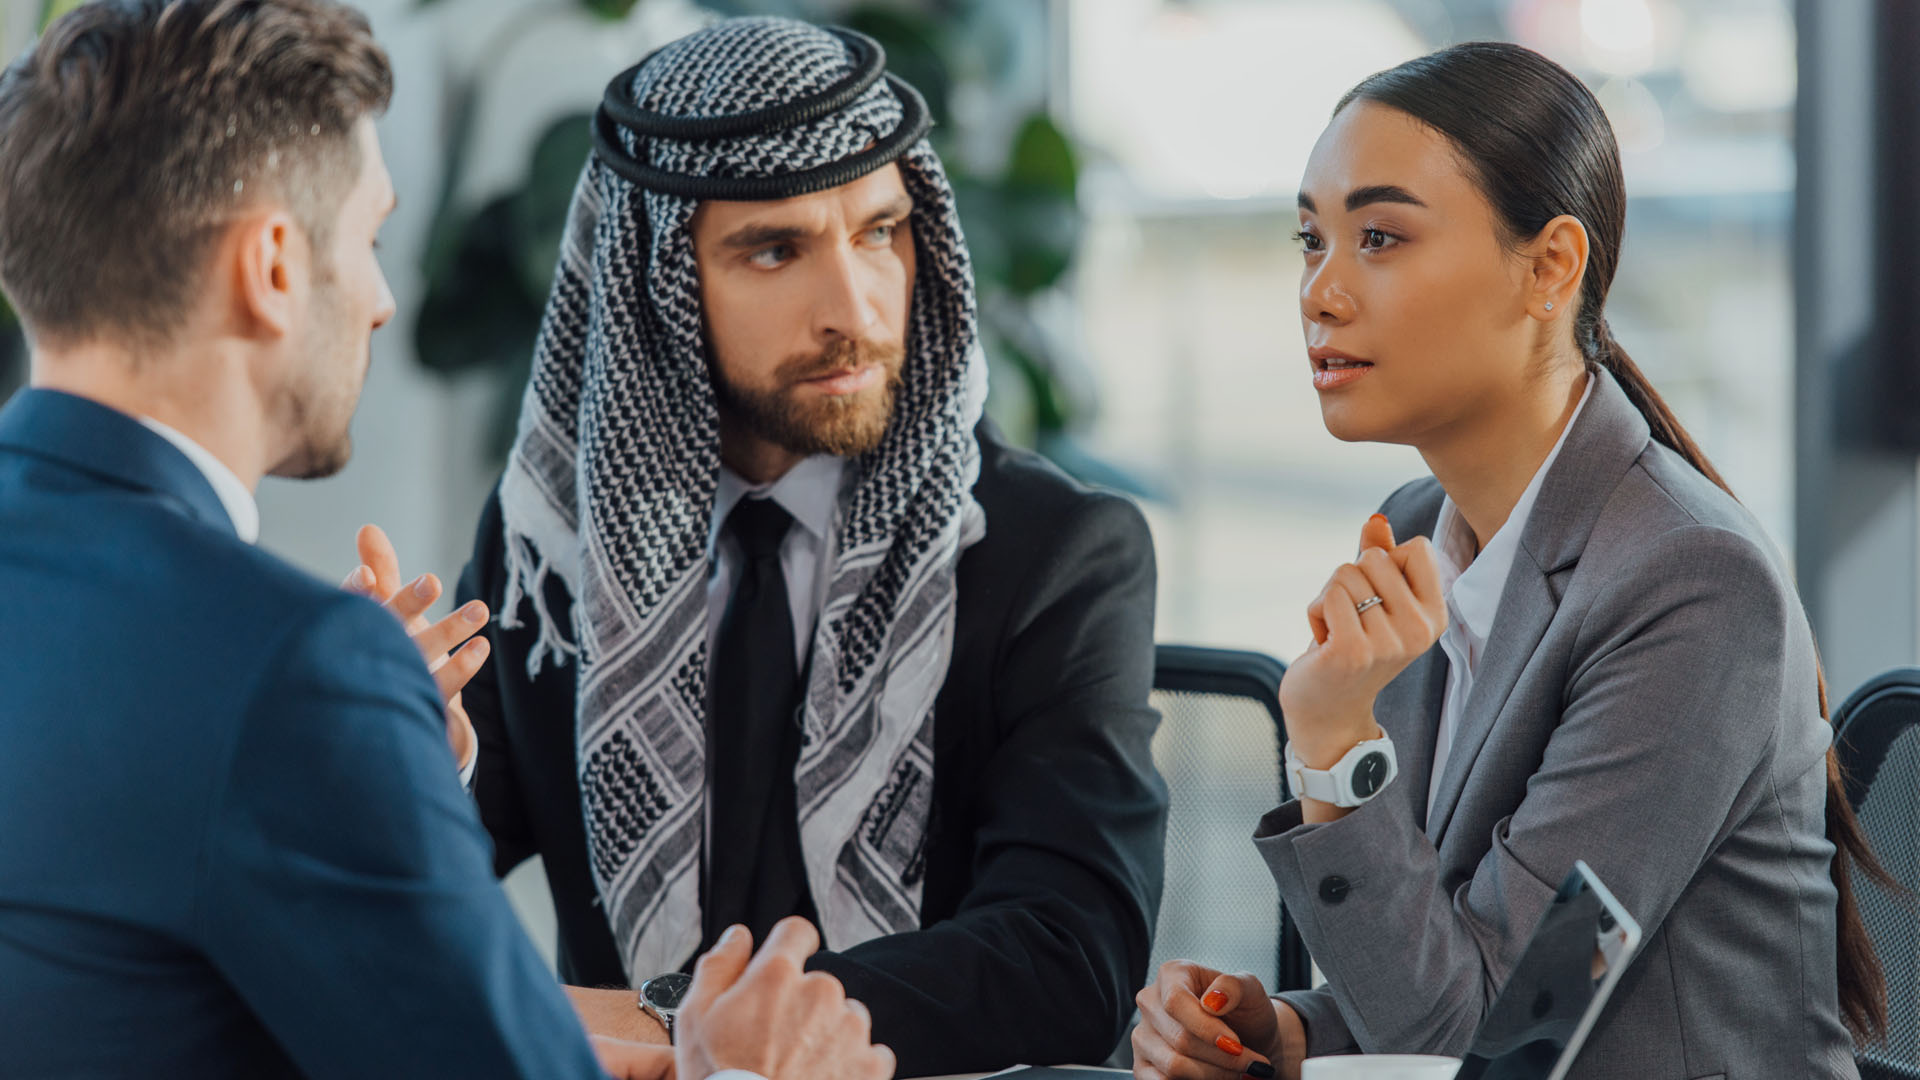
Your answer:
[1422,370,1653,842]
[1377,644,1446,834]
[1425,553,1555,841]
[1376,480,1448,834]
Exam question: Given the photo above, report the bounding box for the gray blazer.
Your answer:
[1257,370,1857,1079]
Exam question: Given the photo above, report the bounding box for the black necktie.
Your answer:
[703,496,816,951]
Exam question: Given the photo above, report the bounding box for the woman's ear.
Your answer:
[1527,214,1589,319]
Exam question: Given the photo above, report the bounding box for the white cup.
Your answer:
[1300,1054,1462,1080]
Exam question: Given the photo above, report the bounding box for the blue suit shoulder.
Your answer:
[113,496,430,720]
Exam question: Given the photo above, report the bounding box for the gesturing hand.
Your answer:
[1132,959,1302,1080]
[1279,513,1446,770]
[676,918,895,1080]
[341,524,489,769]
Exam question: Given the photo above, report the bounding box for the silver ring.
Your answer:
[1354,595,1385,617]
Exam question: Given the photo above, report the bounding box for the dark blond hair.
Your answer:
[0,0,392,348]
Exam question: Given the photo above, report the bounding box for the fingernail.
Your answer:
[1202,990,1229,1013]
[462,601,487,625]
[1370,513,1388,526]
[1245,1062,1276,1079]
[722,924,746,945]
[1216,1034,1245,1057]
[412,575,434,598]
[352,566,373,589]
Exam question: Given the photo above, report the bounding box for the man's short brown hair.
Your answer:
[0,0,392,348]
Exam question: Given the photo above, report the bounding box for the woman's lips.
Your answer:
[1309,349,1374,391]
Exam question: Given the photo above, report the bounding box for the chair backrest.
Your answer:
[1834,668,1920,1080]
[1148,645,1311,993]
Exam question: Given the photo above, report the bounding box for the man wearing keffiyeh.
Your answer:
[439,17,1167,1075]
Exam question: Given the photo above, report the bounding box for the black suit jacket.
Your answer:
[457,422,1168,1077]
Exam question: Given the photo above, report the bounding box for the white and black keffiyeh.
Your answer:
[496,16,986,981]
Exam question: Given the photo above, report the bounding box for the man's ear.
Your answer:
[229,210,305,341]
[1527,213,1589,318]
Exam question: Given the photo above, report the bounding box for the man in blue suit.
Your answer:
[0,3,894,1079]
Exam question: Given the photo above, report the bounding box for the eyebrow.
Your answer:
[720,195,916,251]
[1296,185,1429,213]
[860,195,914,229]
[720,222,807,250]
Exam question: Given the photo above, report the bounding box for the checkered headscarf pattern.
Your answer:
[497,16,986,981]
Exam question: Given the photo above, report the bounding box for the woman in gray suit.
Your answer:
[1133,43,1888,1080]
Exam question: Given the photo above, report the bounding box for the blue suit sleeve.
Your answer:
[195,593,606,1080]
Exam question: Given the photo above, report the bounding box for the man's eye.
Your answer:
[865,224,894,244]
[749,244,792,268]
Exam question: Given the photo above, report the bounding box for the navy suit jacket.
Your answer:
[0,389,604,1079]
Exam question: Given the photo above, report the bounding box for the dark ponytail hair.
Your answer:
[1340,41,1893,1043]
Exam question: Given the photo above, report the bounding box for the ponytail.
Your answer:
[1587,319,1894,1044]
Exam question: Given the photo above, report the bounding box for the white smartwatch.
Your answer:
[1285,733,1398,808]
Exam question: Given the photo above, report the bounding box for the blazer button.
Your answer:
[1319,875,1351,904]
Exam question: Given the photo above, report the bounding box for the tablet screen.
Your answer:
[1453,862,1640,1080]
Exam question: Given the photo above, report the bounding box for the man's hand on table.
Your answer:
[566,985,671,1044]
[569,918,895,1080]
[678,918,894,1080]
[590,1036,675,1080]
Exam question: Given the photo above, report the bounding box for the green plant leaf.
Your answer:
[999,188,1079,295]
[949,177,1009,293]
[0,292,23,404]
[1003,112,1077,197]
[841,6,953,132]
[39,0,85,30]
[414,197,547,379]
[579,0,642,19]
[510,113,594,301]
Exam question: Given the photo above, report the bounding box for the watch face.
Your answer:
[641,972,693,1012]
[1353,752,1390,797]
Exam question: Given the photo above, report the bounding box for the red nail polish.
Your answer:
[1202,990,1229,1013]
[1216,1034,1245,1057]
[1370,513,1389,525]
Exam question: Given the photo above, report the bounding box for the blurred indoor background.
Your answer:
[4,0,1915,971]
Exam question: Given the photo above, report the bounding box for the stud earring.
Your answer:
[1544,301,1555,312]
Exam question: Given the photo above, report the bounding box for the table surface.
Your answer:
[913,1060,1121,1068]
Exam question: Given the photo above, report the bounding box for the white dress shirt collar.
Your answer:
[708,454,845,553]
[137,416,260,544]
[1432,374,1595,650]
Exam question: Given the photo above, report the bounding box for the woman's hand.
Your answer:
[1279,514,1445,771]
[1133,960,1301,1079]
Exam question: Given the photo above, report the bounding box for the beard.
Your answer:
[271,276,367,481]
[711,336,906,459]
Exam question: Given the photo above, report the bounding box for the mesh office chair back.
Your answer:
[1834,668,1920,1080]
[1147,645,1312,994]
